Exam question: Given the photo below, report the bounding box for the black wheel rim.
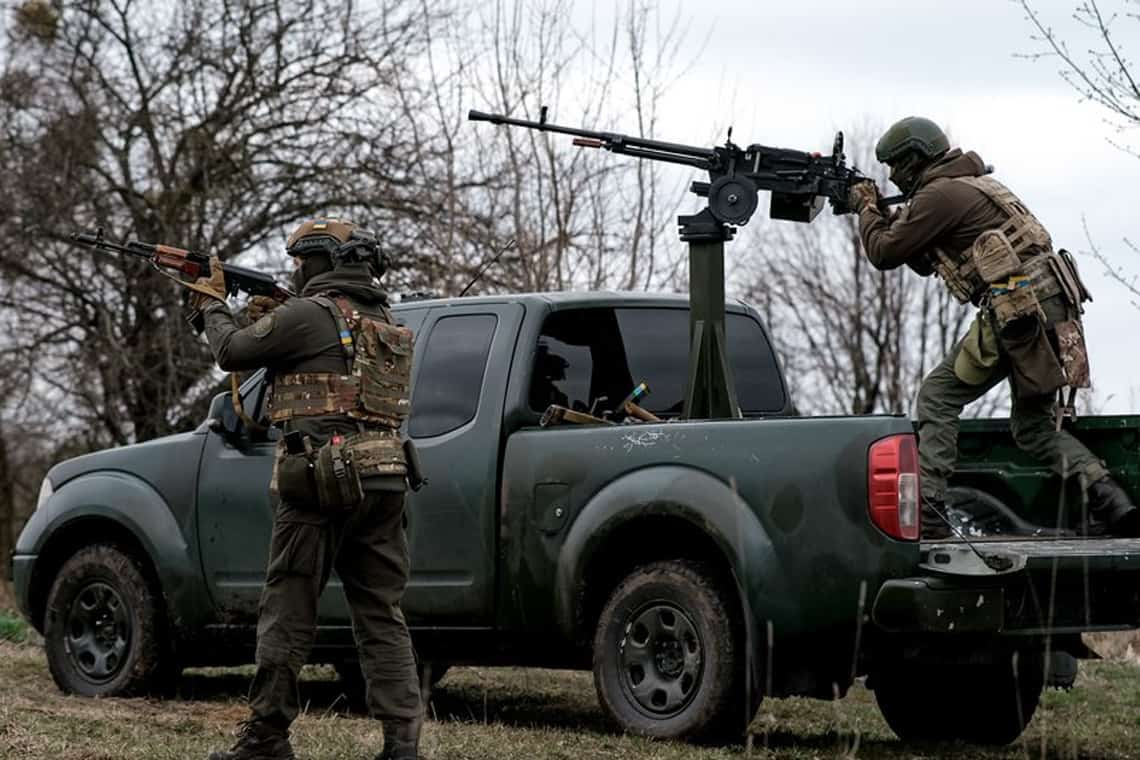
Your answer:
[618,602,704,718]
[65,581,131,683]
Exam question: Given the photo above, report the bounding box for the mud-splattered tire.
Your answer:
[43,544,170,697]
[873,649,1044,745]
[592,560,744,742]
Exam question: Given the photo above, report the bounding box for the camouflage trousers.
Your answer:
[916,332,1107,505]
[248,492,422,728]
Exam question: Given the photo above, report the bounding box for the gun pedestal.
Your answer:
[680,209,742,421]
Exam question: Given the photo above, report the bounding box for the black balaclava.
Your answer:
[888,150,930,196]
[291,252,333,292]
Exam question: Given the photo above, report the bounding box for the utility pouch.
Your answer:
[276,440,320,506]
[313,436,365,512]
[998,316,1066,398]
[990,278,1041,330]
[971,230,1021,283]
[1054,319,1091,389]
[1047,249,1093,313]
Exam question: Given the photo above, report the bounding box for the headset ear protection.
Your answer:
[334,229,388,279]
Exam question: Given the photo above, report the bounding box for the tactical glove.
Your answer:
[848,181,881,214]
[185,255,228,312]
[246,295,283,323]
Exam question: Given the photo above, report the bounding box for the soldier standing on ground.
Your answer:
[186,219,424,760]
[848,117,1140,540]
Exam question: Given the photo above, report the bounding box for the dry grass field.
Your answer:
[1,610,1138,760]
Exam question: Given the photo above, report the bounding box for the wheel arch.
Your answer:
[555,464,780,707]
[23,471,206,637]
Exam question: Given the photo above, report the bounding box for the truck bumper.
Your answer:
[872,578,1005,634]
[9,554,37,626]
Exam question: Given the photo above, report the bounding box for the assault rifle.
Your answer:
[71,227,294,302]
[468,107,888,226]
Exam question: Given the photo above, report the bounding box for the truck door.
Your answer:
[402,302,524,625]
[195,373,279,622]
[195,307,432,626]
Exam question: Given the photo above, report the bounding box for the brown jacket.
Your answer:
[858,149,1009,274]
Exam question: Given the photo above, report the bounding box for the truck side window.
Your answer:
[409,314,497,438]
[530,309,634,415]
[530,308,785,418]
[725,314,786,413]
[614,308,787,414]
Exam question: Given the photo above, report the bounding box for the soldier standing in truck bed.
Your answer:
[849,117,1140,540]
[185,219,423,760]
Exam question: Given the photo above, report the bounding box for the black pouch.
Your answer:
[313,438,365,512]
[276,451,320,506]
[998,315,1066,398]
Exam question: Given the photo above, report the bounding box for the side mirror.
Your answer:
[206,391,246,446]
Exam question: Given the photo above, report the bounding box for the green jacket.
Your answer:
[201,264,404,488]
[857,149,1009,274]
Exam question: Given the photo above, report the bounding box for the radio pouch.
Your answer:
[314,436,365,512]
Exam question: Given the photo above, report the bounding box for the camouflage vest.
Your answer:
[928,175,1053,305]
[268,295,413,477]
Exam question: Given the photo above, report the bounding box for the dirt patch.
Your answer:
[1084,630,1140,665]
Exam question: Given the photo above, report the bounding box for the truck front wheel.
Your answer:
[873,649,1044,745]
[592,559,744,742]
[43,544,171,697]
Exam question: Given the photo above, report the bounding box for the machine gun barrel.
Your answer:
[468,108,716,170]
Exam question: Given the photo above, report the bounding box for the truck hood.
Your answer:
[46,431,209,515]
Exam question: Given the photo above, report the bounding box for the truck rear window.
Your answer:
[410,314,497,437]
[531,307,786,417]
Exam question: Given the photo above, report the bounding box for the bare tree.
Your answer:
[1019,0,1140,306]
[0,0,443,445]
[427,0,694,296]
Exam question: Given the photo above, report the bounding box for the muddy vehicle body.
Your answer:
[12,292,1140,744]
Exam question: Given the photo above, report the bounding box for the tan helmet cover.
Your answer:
[286,217,356,253]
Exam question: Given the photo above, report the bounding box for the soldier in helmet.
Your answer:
[187,219,423,760]
[849,117,1140,539]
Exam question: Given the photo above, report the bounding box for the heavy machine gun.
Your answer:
[469,107,887,419]
[469,107,873,226]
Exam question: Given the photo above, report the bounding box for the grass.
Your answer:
[0,608,28,643]
[0,638,1137,759]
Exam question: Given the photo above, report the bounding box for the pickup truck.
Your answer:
[11,291,1140,745]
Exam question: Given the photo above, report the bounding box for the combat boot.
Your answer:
[374,716,422,760]
[1086,476,1140,537]
[208,720,295,760]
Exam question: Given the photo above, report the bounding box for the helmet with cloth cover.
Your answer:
[286,217,389,283]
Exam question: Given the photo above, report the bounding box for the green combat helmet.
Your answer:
[875,117,950,164]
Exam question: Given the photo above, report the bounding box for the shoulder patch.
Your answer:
[251,313,276,339]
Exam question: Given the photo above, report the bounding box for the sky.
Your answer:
[567,0,1140,412]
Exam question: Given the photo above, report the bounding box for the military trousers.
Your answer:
[915,336,1107,506]
[248,491,422,728]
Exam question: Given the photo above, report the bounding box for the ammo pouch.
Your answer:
[997,315,1066,398]
[276,434,365,513]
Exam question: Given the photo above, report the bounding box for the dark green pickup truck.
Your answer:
[11,292,1140,745]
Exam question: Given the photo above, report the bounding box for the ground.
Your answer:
[1,611,1138,760]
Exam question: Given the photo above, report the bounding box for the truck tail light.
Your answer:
[868,434,920,541]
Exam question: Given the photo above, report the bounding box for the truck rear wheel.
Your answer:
[873,649,1044,745]
[43,544,171,697]
[592,559,744,742]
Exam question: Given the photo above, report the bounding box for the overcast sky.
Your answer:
[564,0,1139,412]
